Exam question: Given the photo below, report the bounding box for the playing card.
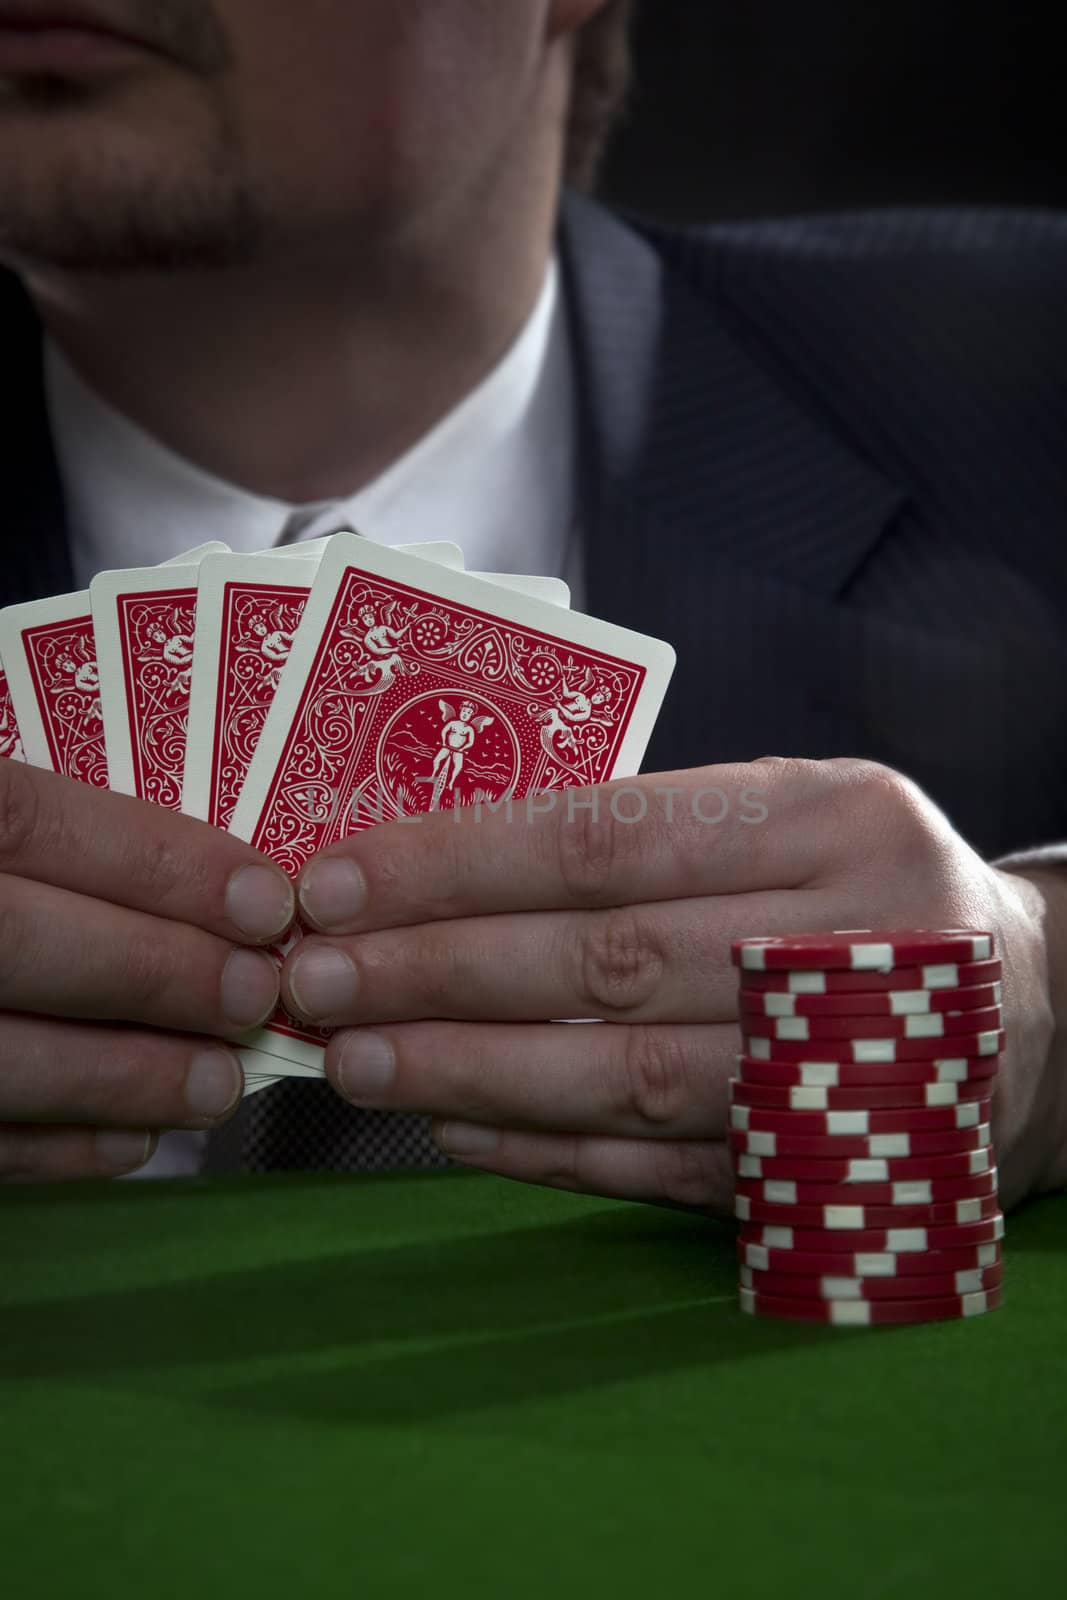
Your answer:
[182,552,320,827]
[241,1045,330,1095]
[164,542,231,567]
[239,1047,322,1096]
[91,550,225,806]
[254,537,335,560]
[470,574,570,607]
[0,589,110,785]
[258,536,466,567]
[229,532,676,1071]
[182,540,466,828]
[241,1055,320,1080]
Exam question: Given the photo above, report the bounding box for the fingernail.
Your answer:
[95,1130,153,1172]
[338,1033,395,1104]
[299,857,367,932]
[226,863,295,942]
[220,948,280,1029]
[436,1122,500,1157]
[185,1048,242,1122]
[288,945,359,1022]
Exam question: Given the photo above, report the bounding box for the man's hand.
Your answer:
[280,758,1064,1213]
[0,760,293,1180]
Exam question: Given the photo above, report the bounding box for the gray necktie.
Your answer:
[276,506,336,546]
[205,1081,451,1174]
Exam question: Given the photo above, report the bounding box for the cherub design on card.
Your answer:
[338,596,422,694]
[28,623,108,785]
[430,698,496,799]
[526,656,626,785]
[38,627,101,719]
[375,691,516,815]
[136,608,196,700]
[236,603,298,691]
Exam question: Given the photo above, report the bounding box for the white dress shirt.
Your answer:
[48,260,579,594]
[43,261,579,1178]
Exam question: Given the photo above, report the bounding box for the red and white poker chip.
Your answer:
[729,1122,992,1160]
[740,981,1002,1018]
[729,1100,992,1136]
[730,1078,994,1112]
[740,1005,1003,1041]
[740,958,1002,994]
[735,1054,1000,1089]
[733,931,994,973]
[735,1146,995,1184]
[739,1262,1004,1301]
[737,1238,1002,1277]
[739,1284,1003,1325]
[742,1029,1005,1063]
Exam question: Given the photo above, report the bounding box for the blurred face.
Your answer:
[0,0,558,271]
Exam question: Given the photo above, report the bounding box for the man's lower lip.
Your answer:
[0,25,152,75]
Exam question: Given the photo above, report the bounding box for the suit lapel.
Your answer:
[558,196,911,775]
[559,195,905,626]
[0,269,73,604]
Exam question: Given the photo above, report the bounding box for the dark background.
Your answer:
[601,1,1066,222]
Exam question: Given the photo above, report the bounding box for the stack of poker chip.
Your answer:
[728,930,1004,1327]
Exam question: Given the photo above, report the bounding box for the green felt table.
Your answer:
[2,1170,1066,1599]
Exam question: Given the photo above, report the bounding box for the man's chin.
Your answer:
[0,132,264,274]
[0,200,264,275]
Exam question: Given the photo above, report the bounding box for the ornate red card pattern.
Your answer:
[210,581,310,828]
[22,617,108,786]
[117,589,197,808]
[0,666,24,763]
[249,569,648,876]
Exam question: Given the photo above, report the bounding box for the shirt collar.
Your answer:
[48,259,574,586]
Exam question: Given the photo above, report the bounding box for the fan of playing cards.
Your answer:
[0,534,676,1094]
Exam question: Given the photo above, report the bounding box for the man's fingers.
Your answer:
[0,876,279,1035]
[429,1122,736,1213]
[0,1125,159,1183]
[282,892,831,1028]
[295,760,859,935]
[0,760,295,943]
[324,1019,736,1137]
[0,1013,244,1129]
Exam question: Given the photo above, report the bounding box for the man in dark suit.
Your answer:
[1,1,1065,1205]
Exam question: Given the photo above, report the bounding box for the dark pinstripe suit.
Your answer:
[4,195,1067,860]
